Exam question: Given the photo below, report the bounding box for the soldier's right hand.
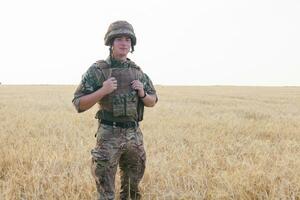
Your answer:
[102,77,117,95]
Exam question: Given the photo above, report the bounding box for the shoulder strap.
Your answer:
[128,60,141,70]
[95,59,143,80]
[95,60,112,80]
[127,60,144,80]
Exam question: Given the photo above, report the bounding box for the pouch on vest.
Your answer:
[112,91,138,118]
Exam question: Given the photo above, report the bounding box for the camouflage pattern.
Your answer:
[99,60,143,120]
[104,21,136,46]
[111,91,138,118]
[72,56,157,199]
[91,124,146,200]
[72,57,157,117]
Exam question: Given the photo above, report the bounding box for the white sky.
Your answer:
[0,0,299,86]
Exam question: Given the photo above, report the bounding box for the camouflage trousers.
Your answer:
[91,123,146,200]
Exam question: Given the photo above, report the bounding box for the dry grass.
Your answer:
[1,85,300,199]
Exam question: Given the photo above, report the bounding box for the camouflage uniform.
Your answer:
[72,54,157,199]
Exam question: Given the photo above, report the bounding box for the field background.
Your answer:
[0,85,300,199]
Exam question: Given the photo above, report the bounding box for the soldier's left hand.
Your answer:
[131,80,145,97]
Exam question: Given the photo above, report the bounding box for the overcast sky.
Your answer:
[0,0,299,86]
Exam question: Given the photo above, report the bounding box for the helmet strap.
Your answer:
[109,46,113,56]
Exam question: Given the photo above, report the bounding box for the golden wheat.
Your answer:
[0,85,300,199]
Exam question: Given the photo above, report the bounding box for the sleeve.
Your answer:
[72,64,103,113]
[141,73,158,103]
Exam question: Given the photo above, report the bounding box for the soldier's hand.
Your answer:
[131,80,145,97]
[102,77,117,95]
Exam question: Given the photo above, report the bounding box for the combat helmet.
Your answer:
[104,21,137,47]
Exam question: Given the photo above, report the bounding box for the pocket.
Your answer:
[136,128,144,145]
[127,127,144,145]
[96,124,113,143]
[126,96,138,117]
[112,93,138,117]
[112,94,125,117]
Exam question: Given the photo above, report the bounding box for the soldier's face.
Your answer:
[112,36,131,58]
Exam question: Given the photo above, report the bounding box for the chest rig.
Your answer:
[95,59,144,122]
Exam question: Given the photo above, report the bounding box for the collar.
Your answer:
[105,56,131,68]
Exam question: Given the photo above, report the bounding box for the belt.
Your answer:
[100,119,138,128]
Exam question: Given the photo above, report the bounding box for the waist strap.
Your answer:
[100,119,139,129]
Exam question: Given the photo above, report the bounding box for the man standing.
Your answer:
[72,21,158,200]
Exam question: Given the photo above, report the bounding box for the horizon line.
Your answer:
[1,83,300,87]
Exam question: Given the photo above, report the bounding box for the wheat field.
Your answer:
[0,85,300,200]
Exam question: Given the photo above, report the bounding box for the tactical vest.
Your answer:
[95,59,144,122]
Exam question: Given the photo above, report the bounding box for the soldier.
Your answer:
[72,21,158,200]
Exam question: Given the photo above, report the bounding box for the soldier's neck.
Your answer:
[111,54,127,62]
